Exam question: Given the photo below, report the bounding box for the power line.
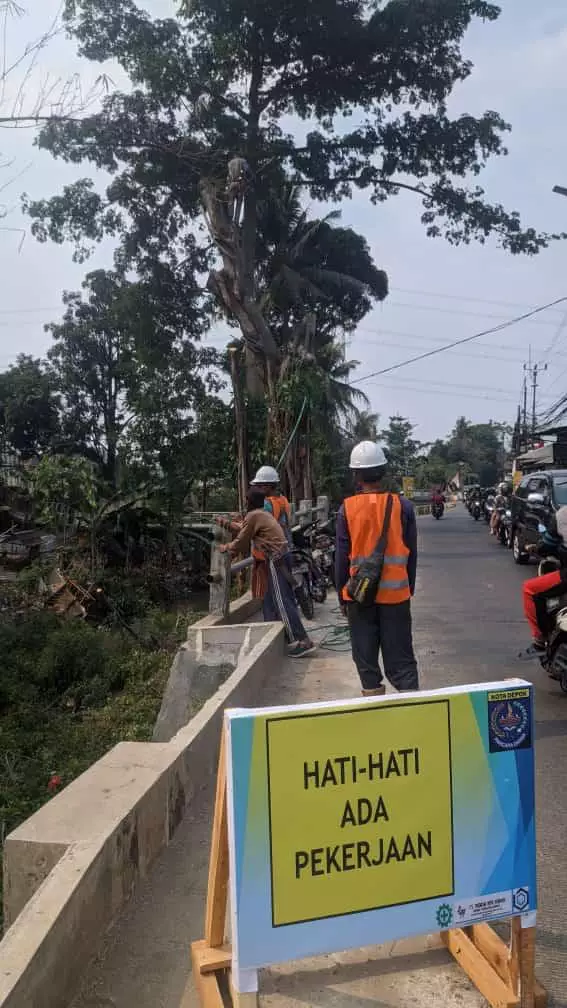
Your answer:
[354,324,566,360]
[382,301,561,327]
[353,297,567,385]
[541,309,567,367]
[391,288,566,313]
[351,333,530,365]
[359,380,529,406]
[372,373,557,398]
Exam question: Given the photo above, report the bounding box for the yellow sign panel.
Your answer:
[267,700,454,927]
[513,470,522,490]
[402,477,415,498]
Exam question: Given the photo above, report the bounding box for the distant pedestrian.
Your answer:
[220,488,315,658]
[335,441,419,696]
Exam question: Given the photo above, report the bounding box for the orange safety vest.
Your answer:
[252,495,291,561]
[341,493,410,605]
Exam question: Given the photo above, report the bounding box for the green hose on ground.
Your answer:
[308,607,352,652]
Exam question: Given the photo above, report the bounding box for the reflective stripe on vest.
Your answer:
[252,495,291,561]
[341,493,410,605]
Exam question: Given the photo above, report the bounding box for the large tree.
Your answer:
[380,415,422,478]
[415,416,509,487]
[47,268,217,487]
[254,181,386,494]
[24,0,561,385]
[0,355,60,457]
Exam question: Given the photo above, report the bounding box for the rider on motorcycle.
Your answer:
[521,506,567,658]
[431,486,446,509]
[490,481,510,536]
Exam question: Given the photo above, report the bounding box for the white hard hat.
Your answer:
[251,465,279,484]
[349,441,387,469]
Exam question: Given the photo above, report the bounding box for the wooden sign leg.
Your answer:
[517,918,536,1008]
[205,727,229,948]
[189,725,258,1008]
[442,916,547,1008]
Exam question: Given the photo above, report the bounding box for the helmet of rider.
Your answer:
[349,441,387,470]
[497,481,509,494]
[251,464,280,486]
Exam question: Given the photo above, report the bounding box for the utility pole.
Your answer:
[521,357,547,451]
[522,369,528,452]
[531,363,538,444]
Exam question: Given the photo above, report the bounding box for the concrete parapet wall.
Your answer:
[0,609,283,1008]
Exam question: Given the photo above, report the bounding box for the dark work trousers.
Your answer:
[346,600,419,691]
[263,555,307,643]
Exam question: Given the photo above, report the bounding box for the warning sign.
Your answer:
[226,681,536,974]
[266,700,454,926]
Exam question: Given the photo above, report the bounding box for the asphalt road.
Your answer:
[414,504,567,1007]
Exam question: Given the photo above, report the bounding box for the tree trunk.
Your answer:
[199,178,278,396]
[229,347,250,511]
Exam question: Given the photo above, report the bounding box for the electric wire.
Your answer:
[353,297,567,385]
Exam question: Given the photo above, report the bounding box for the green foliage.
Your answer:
[380,415,422,478]
[414,416,510,488]
[0,356,60,458]
[0,600,197,922]
[24,0,560,269]
[46,269,219,489]
[31,454,99,525]
[258,181,388,344]
[0,612,127,709]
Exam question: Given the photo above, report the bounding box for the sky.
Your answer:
[1,0,567,443]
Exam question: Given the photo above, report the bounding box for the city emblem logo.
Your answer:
[488,695,531,753]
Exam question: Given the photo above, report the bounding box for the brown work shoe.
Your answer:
[362,686,386,697]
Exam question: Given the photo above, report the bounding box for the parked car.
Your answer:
[510,469,567,564]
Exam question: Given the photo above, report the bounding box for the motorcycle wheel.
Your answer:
[549,642,567,691]
[512,531,529,565]
[474,512,480,521]
[296,584,314,620]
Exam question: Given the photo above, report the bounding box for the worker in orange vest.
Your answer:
[335,441,419,696]
[250,465,292,553]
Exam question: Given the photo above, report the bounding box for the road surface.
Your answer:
[416,504,567,1007]
[71,504,567,1008]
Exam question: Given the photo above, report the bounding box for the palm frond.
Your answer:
[302,267,367,295]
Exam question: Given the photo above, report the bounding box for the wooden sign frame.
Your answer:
[186,733,547,1008]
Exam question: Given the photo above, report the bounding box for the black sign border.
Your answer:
[265,697,455,929]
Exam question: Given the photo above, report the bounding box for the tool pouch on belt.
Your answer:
[345,494,393,607]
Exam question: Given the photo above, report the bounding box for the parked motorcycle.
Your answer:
[290,524,328,616]
[432,502,444,520]
[311,521,335,587]
[290,548,316,619]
